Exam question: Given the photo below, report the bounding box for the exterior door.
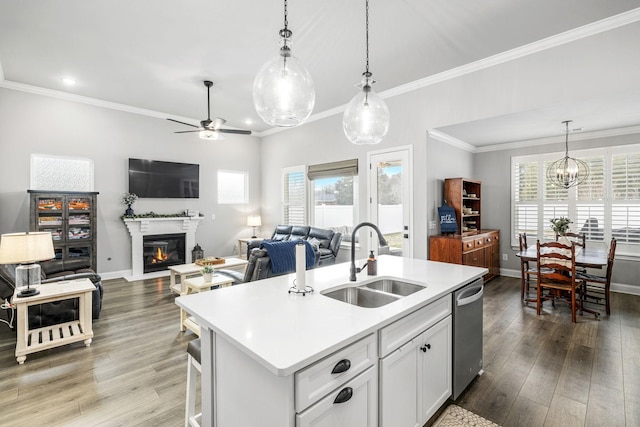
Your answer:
[369,147,412,257]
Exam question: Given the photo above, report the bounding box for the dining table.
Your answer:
[515,243,609,304]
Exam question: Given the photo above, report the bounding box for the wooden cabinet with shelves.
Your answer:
[443,178,481,235]
[29,190,98,271]
[431,177,499,282]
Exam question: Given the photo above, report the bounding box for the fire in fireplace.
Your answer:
[143,233,186,273]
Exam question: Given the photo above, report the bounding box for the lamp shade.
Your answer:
[0,232,55,264]
[247,215,262,227]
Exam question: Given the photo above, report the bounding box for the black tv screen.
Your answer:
[128,158,199,198]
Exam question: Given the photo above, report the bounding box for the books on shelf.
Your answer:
[69,214,90,225]
[38,216,62,226]
[68,198,90,210]
[69,227,90,240]
[38,199,62,210]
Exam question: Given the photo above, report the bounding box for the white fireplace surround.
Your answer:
[124,217,202,280]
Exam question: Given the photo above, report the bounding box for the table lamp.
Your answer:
[0,232,55,297]
[247,215,262,238]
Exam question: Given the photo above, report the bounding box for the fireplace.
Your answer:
[143,233,186,273]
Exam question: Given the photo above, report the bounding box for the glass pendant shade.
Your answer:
[253,47,315,127]
[343,80,390,145]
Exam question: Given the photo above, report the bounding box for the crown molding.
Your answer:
[427,129,477,153]
[380,8,640,100]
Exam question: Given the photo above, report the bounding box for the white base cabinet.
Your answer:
[379,297,452,427]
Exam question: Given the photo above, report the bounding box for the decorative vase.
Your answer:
[203,272,213,283]
[125,204,134,216]
[558,235,571,246]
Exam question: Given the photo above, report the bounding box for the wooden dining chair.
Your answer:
[536,240,582,322]
[556,232,586,248]
[519,233,538,301]
[577,238,616,315]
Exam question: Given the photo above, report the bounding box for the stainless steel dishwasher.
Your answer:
[452,277,484,400]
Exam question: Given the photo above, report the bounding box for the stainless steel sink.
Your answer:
[361,279,425,296]
[321,279,426,308]
[322,286,401,308]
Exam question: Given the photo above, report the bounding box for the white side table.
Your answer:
[237,237,264,258]
[181,275,233,335]
[13,278,95,364]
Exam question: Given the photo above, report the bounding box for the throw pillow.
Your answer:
[308,237,321,251]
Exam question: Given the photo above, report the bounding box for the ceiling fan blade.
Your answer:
[174,130,201,134]
[167,118,200,128]
[217,128,252,135]
[212,117,226,129]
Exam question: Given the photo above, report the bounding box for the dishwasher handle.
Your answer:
[456,283,483,307]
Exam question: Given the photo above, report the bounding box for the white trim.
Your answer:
[427,129,477,153]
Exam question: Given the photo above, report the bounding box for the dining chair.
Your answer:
[536,240,583,323]
[577,238,616,315]
[519,233,539,301]
[556,232,586,248]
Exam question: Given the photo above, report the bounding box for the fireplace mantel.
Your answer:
[124,217,202,280]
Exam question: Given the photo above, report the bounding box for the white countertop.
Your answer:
[175,255,486,376]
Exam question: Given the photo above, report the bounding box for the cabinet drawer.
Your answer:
[378,295,451,358]
[296,366,377,427]
[485,233,498,244]
[295,334,377,412]
[474,238,484,248]
[462,239,475,252]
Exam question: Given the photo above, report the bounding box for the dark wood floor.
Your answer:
[0,275,638,426]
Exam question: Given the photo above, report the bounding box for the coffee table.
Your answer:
[169,257,248,295]
[180,274,234,335]
[13,278,95,364]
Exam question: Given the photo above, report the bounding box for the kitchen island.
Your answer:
[176,255,486,427]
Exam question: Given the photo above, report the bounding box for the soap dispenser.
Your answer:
[367,251,377,276]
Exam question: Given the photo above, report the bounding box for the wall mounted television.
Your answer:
[128,158,199,198]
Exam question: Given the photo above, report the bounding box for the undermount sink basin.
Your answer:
[361,279,426,296]
[322,286,401,308]
[321,279,426,308]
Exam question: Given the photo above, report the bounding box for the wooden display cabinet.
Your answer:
[430,178,499,283]
[29,190,98,271]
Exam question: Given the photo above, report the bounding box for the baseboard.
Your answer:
[499,268,640,296]
[98,269,170,282]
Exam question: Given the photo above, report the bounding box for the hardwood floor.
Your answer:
[0,274,638,426]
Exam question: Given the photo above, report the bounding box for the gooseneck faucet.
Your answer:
[350,222,388,281]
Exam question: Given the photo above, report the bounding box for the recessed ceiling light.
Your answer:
[244,119,253,126]
[61,77,76,86]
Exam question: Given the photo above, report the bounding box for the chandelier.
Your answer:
[546,120,589,189]
[342,0,390,145]
[253,0,315,127]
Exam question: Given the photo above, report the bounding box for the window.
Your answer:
[512,144,640,256]
[282,166,306,225]
[307,159,358,231]
[218,170,248,204]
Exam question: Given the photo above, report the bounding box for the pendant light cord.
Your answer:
[563,120,570,157]
[280,0,292,44]
[365,0,370,76]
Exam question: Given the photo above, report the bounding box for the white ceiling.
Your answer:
[1,0,640,147]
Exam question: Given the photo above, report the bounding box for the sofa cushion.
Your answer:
[308,227,333,249]
[288,226,310,241]
[272,225,292,241]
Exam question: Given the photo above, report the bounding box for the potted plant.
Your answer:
[550,217,572,244]
[122,192,138,216]
[202,265,214,283]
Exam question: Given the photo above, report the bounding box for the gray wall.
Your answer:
[0,88,262,277]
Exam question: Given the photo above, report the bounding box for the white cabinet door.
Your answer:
[296,366,377,427]
[418,316,452,423]
[379,339,420,427]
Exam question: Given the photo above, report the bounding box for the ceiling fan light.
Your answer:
[343,80,389,145]
[253,48,315,127]
[199,129,222,141]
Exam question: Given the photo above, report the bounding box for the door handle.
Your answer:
[420,343,431,352]
[403,234,409,239]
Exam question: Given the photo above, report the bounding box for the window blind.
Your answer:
[307,159,358,180]
[282,166,306,226]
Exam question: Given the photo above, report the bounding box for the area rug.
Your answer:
[433,404,500,427]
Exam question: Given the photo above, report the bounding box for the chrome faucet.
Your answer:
[350,222,388,281]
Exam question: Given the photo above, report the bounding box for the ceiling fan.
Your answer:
[167,80,252,140]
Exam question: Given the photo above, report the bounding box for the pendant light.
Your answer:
[343,0,390,145]
[253,0,315,127]
[546,120,589,189]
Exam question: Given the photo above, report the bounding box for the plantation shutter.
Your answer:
[575,156,605,242]
[512,158,539,246]
[611,152,640,245]
[282,166,306,226]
